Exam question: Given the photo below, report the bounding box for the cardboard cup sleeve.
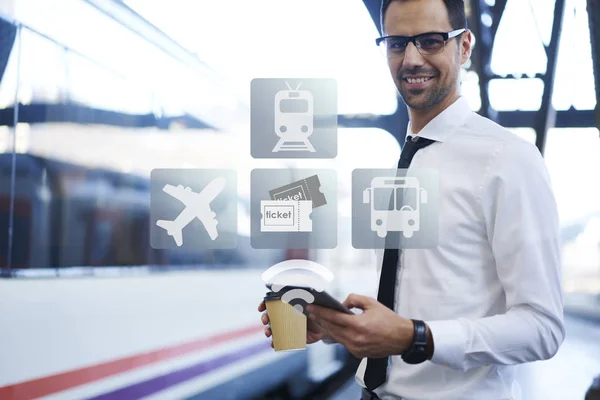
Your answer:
[264,291,307,351]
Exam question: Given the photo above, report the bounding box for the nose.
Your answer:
[402,41,425,69]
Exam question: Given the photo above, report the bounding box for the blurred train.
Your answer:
[0,153,357,400]
[0,153,282,269]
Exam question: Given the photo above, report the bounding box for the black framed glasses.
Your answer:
[376,28,466,57]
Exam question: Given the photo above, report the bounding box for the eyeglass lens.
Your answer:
[382,33,446,56]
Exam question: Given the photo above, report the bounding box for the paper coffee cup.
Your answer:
[264,291,307,351]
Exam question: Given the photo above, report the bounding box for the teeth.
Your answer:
[406,77,432,84]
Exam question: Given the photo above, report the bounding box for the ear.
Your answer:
[460,30,474,65]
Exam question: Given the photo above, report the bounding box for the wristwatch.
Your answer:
[401,319,430,364]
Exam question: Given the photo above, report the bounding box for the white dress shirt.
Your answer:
[354,96,565,400]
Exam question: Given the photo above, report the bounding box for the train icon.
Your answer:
[273,82,316,153]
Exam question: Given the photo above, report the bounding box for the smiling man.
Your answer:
[259,0,565,399]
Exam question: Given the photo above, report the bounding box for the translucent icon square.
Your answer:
[251,78,337,158]
[352,169,439,249]
[150,169,237,250]
[251,169,337,249]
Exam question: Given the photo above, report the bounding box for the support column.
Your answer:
[533,0,566,154]
[587,0,600,131]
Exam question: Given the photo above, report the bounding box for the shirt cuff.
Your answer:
[426,319,468,370]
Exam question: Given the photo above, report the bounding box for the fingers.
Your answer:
[315,318,350,343]
[307,319,328,344]
[307,318,326,335]
[343,293,374,310]
[260,301,274,348]
[260,303,271,339]
[307,331,322,344]
[307,304,352,328]
[261,311,270,325]
[262,311,270,339]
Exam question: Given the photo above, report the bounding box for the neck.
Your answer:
[408,92,460,134]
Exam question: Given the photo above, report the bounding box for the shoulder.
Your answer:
[440,111,542,178]
[452,113,549,201]
[461,112,526,143]
[457,112,543,165]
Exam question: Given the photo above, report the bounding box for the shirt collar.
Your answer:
[405,96,472,143]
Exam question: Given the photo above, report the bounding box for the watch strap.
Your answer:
[401,319,429,364]
[412,319,427,347]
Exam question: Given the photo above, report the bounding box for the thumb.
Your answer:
[343,293,375,310]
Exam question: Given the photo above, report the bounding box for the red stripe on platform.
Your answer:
[0,325,264,400]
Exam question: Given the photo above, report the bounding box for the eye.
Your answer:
[417,34,445,51]
[422,38,442,47]
[388,38,407,50]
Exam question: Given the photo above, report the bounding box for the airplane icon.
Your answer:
[156,177,226,246]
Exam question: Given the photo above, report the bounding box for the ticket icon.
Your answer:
[260,200,312,232]
[269,175,326,208]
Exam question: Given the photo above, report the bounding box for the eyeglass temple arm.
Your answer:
[447,28,467,39]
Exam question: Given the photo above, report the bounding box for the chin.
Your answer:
[402,95,430,110]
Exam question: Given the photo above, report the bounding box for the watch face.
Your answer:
[402,347,428,364]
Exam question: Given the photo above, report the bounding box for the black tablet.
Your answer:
[265,283,353,315]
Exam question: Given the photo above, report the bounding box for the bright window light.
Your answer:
[489,78,544,111]
[552,0,596,110]
[544,128,600,224]
[123,0,399,115]
[508,127,536,145]
[490,0,596,111]
[12,0,248,129]
[491,0,548,77]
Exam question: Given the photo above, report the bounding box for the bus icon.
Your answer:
[273,82,316,153]
[362,176,427,238]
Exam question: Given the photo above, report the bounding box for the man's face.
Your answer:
[383,0,470,110]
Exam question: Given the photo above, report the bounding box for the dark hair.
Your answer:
[380,0,467,34]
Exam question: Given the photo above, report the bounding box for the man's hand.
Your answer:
[258,300,331,348]
[306,294,415,359]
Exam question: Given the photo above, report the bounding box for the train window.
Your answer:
[0,197,31,268]
[0,150,287,270]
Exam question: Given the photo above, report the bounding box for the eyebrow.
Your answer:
[385,29,452,36]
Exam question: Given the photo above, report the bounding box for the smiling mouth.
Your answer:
[403,76,434,84]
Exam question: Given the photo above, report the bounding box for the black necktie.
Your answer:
[364,135,437,392]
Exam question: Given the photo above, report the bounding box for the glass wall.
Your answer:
[0,15,283,270]
[545,128,600,295]
[477,0,600,301]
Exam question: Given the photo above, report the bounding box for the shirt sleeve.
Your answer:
[425,140,565,372]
